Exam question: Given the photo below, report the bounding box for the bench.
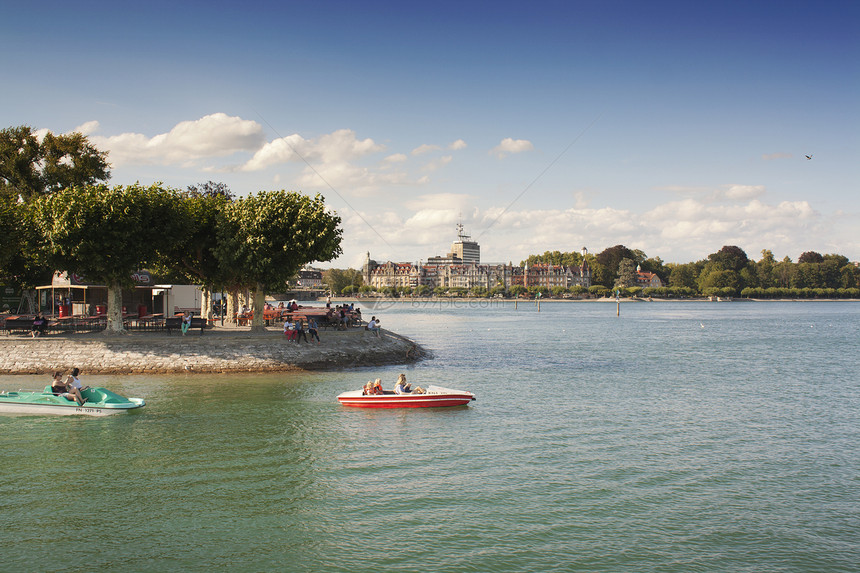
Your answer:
[165,316,210,335]
[3,317,36,335]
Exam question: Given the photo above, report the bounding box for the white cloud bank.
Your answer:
[90,113,265,166]
[491,137,534,158]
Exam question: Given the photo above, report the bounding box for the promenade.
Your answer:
[0,325,425,374]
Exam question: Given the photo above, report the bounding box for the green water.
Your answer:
[1,301,858,571]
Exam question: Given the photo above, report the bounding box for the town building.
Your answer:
[362,229,591,291]
[635,265,663,288]
[450,223,480,264]
[293,266,323,288]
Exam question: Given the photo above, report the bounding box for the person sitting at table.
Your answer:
[283,318,297,340]
[31,313,48,337]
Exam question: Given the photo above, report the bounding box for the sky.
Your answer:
[3,0,858,268]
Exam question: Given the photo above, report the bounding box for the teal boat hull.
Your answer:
[0,386,145,416]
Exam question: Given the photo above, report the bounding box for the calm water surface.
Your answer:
[2,301,858,572]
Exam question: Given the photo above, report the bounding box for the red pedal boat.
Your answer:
[337,385,476,408]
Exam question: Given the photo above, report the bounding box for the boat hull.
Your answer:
[337,385,475,408]
[0,387,145,417]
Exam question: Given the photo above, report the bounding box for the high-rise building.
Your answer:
[450,223,480,264]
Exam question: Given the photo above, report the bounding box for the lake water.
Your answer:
[1,300,858,572]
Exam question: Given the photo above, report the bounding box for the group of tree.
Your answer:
[525,244,860,298]
[1,125,343,332]
[323,243,859,300]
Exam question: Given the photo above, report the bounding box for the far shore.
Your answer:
[320,296,859,304]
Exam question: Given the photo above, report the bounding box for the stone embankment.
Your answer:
[0,327,427,374]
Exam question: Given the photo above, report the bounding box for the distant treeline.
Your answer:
[524,244,860,298]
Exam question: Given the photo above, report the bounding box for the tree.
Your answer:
[595,245,636,287]
[798,251,824,264]
[509,285,527,297]
[667,262,699,290]
[1,126,110,199]
[323,268,363,294]
[708,245,749,272]
[614,258,637,289]
[186,180,234,200]
[32,183,186,333]
[216,191,342,331]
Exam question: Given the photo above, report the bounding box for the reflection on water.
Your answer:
[1,302,859,572]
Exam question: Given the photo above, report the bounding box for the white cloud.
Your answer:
[91,113,265,166]
[491,137,534,158]
[448,139,467,150]
[383,153,408,164]
[329,188,848,269]
[405,193,474,211]
[722,184,765,200]
[421,155,453,172]
[412,144,440,156]
[242,128,384,172]
[73,121,100,135]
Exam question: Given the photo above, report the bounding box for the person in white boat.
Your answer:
[394,373,424,394]
[64,367,88,406]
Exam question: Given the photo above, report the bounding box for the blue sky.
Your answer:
[3,0,858,268]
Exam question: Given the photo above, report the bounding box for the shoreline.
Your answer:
[327,296,860,304]
[0,326,427,375]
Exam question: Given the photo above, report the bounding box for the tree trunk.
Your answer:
[250,283,266,332]
[226,291,237,325]
[201,288,211,320]
[106,281,126,334]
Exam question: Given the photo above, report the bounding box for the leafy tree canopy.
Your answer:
[1,126,110,199]
[218,191,342,291]
[595,244,637,274]
[32,183,186,287]
[798,251,824,264]
[323,268,363,294]
[708,245,749,272]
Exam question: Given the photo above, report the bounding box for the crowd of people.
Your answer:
[283,317,321,344]
[361,373,424,395]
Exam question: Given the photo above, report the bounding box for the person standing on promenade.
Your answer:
[308,318,321,344]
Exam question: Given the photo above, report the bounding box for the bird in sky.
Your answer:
[805,154,813,160]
